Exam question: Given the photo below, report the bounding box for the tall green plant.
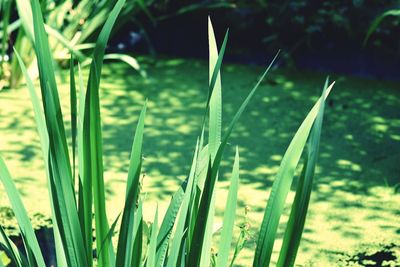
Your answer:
[0,1,333,266]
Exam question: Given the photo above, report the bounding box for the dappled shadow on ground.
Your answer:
[0,57,399,265]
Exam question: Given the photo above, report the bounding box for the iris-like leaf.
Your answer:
[0,157,45,267]
[155,179,186,266]
[216,147,240,267]
[31,0,87,265]
[146,206,159,267]
[15,48,68,267]
[131,199,144,267]
[116,102,146,267]
[200,17,223,266]
[81,0,126,265]
[276,79,328,267]
[253,81,334,267]
[188,50,279,267]
[70,55,77,184]
[166,140,200,267]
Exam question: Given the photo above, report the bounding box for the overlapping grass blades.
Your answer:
[216,147,240,267]
[116,102,146,266]
[31,0,87,265]
[82,0,126,265]
[253,81,333,267]
[187,23,279,267]
[200,17,224,267]
[276,79,328,267]
[0,3,333,266]
[0,224,27,267]
[0,158,45,267]
[14,48,68,267]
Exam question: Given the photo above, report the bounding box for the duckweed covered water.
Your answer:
[0,57,399,266]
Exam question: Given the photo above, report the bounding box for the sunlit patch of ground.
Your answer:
[0,57,399,265]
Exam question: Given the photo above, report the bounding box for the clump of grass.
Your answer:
[0,0,334,266]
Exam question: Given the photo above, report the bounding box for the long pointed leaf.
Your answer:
[200,18,223,266]
[82,0,126,265]
[155,179,186,266]
[15,48,68,267]
[70,55,77,185]
[166,140,200,267]
[146,206,158,267]
[31,0,87,265]
[188,50,280,267]
[131,199,143,267]
[0,157,45,267]
[216,147,240,267]
[253,81,334,267]
[116,102,146,267]
[276,79,328,267]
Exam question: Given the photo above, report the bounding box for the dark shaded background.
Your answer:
[109,0,400,81]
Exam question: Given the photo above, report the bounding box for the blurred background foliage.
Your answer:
[114,0,400,79]
[2,0,400,87]
[0,0,232,88]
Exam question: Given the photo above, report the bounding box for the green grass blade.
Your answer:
[115,102,146,267]
[76,62,92,265]
[131,199,143,267]
[276,79,328,267]
[253,81,334,267]
[205,29,228,111]
[30,0,88,265]
[15,48,68,267]
[187,184,201,252]
[216,147,240,267]
[0,157,45,267]
[0,225,24,267]
[81,0,126,265]
[155,180,186,266]
[195,145,210,189]
[187,158,212,267]
[97,214,121,260]
[70,55,77,184]
[103,53,146,77]
[184,142,205,260]
[199,18,224,266]
[82,53,146,77]
[363,9,400,46]
[125,102,146,192]
[13,49,48,158]
[188,51,279,267]
[208,17,222,160]
[166,140,200,267]
[146,206,159,267]
[200,186,216,267]
[0,19,21,39]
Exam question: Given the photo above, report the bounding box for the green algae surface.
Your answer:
[0,57,399,266]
